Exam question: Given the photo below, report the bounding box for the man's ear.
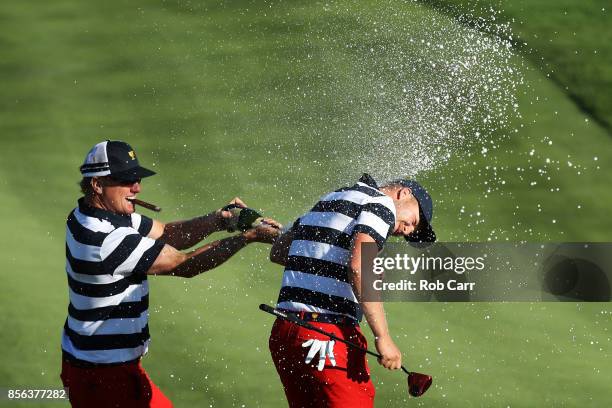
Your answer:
[398,187,412,200]
[91,177,103,194]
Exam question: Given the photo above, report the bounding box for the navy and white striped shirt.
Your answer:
[277,174,396,321]
[61,198,164,364]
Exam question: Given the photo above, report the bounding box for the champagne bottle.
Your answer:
[223,204,264,232]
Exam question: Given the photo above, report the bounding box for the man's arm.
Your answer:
[147,222,280,278]
[150,214,225,250]
[270,227,294,266]
[148,197,248,250]
[349,232,402,370]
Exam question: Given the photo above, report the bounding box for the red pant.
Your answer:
[269,318,375,408]
[60,358,173,408]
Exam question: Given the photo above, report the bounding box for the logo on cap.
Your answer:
[80,140,156,181]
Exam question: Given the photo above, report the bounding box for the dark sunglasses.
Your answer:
[108,177,142,186]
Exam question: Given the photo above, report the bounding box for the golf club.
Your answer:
[126,197,162,212]
[259,304,432,397]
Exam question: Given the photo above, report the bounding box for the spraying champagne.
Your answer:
[222,204,270,232]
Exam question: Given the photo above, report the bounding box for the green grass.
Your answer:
[1,1,611,407]
[426,0,612,132]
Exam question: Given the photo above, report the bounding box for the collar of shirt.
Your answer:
[358,173,379,189]
[77,197,133,228]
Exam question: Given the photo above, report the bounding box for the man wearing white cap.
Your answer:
[60,140,281,407]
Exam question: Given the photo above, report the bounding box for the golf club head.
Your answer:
[407,372,432,397]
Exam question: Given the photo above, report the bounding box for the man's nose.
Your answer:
[131,182,141,193]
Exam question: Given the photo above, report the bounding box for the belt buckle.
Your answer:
[311,312,319,321]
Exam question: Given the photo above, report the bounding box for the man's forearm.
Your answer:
[361,301,391,339]
[348,267,391,339]
[168,234,249,278]
[161,213,224,250]
[269,228,293,266]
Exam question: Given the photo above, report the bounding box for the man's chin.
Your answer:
[124,199,136,214]
[116,204,135,215]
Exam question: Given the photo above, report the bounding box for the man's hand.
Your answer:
[243,219,282,243]
[374,334,402,370]
[216,197,248,230]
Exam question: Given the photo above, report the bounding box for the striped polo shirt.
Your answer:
[61,198,165,364]
[277,174,396,321]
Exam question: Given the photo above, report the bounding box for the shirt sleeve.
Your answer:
[131,213,154,236]
[291,217,302,230]
[352,197,396,250]
[100,227,165,276]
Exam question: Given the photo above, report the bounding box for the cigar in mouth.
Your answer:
[126,197,162,212]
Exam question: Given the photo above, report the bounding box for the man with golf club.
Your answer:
[266,173,435,407]
[61,140,281,407]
